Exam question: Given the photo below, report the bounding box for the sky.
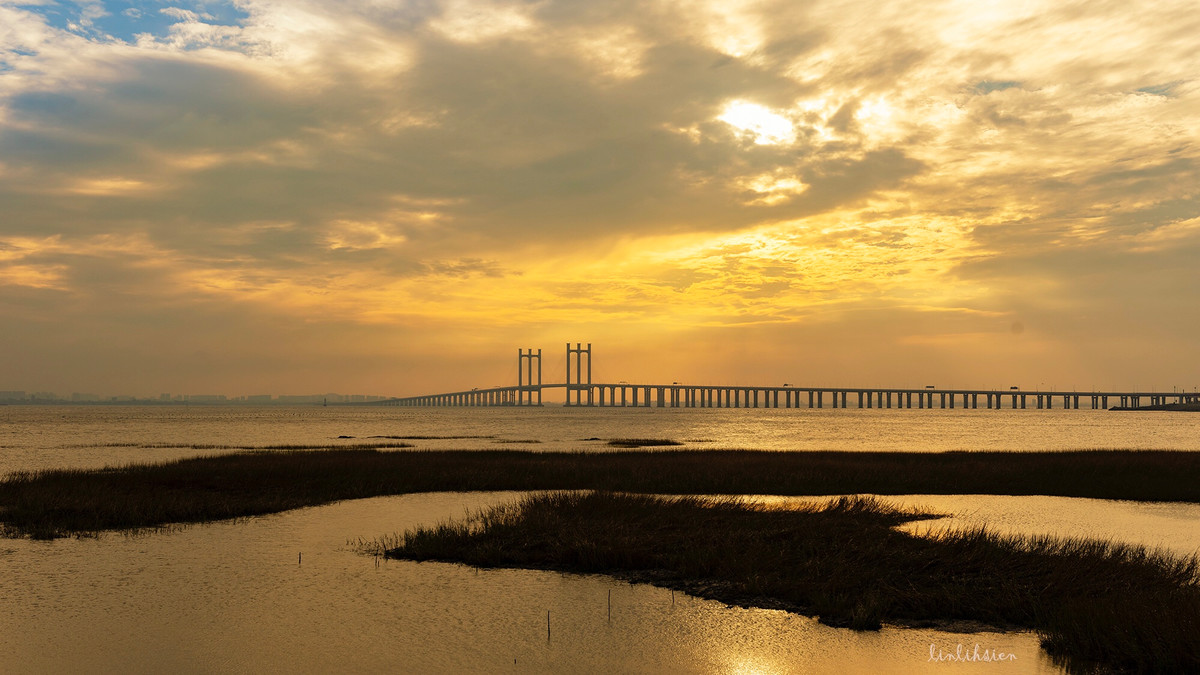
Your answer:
[1,0,1198,398]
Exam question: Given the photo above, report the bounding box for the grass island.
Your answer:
[3,447,1199,672]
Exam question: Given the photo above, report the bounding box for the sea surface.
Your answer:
[2,405,1198,674]
[3,404,1199,477]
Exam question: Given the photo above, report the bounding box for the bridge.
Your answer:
[381,343,1200,411]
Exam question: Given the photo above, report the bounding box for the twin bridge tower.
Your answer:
[385,343,1200,410]
[517,343,592,406]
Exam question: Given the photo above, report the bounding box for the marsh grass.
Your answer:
[605,438,685,448]
[384,492,1200,674]
[366,435,495,440]
[71,442,416,450]
[4,448,1200,539]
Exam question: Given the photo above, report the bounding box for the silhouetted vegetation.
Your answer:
[366,435,495,440]
[381,492,1200,674]
[604,438,684,447]
[72,441,415,450]
[4,448,1200,538]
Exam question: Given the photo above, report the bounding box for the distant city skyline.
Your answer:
[2,0,1198,397]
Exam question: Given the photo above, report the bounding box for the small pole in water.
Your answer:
[546,610,550,641]
[671,590,674,606]
[607,589,611,622]
[298,552,302,566]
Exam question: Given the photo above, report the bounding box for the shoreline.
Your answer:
[383,492,1200,674]
[4,448,1200,538]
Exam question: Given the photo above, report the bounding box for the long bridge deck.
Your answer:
[379,343,1197,410]
[381,383,1199,410]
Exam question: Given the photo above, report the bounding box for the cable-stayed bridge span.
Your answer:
[379,343,1199,411]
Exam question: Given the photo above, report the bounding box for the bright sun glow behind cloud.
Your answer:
[718,101,796,145]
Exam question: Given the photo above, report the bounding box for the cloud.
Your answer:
[2,0,1199,394]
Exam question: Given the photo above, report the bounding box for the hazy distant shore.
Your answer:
[3,447,1200,539]
[1110,402,1200,412]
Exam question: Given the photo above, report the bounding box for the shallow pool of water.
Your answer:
[1,492,1060,674]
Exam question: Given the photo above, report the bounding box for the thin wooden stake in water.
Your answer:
[298,552,302,566]
[608,589,611,621]
[546,610,550,641]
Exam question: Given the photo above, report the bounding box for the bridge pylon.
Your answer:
[565,342,592,406]
[517,348,542,406]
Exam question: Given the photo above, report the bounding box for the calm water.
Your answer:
[1,493,1059,674]
[2,404,1198,476]
[2,405,1197,673]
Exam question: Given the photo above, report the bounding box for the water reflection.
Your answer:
[889,494,1200,558]
[1,493,1059,674]
[4,405,1200,477]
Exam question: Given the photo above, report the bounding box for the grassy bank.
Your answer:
[3,448,1200,538]
[383,491,1200,674]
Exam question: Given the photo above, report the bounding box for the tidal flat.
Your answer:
[3,448,1200,538]
[382,491,1200,674]
[3,448,1199,672]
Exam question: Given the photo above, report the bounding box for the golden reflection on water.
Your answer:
[2,493,1057,674]
[724,654,788,675]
